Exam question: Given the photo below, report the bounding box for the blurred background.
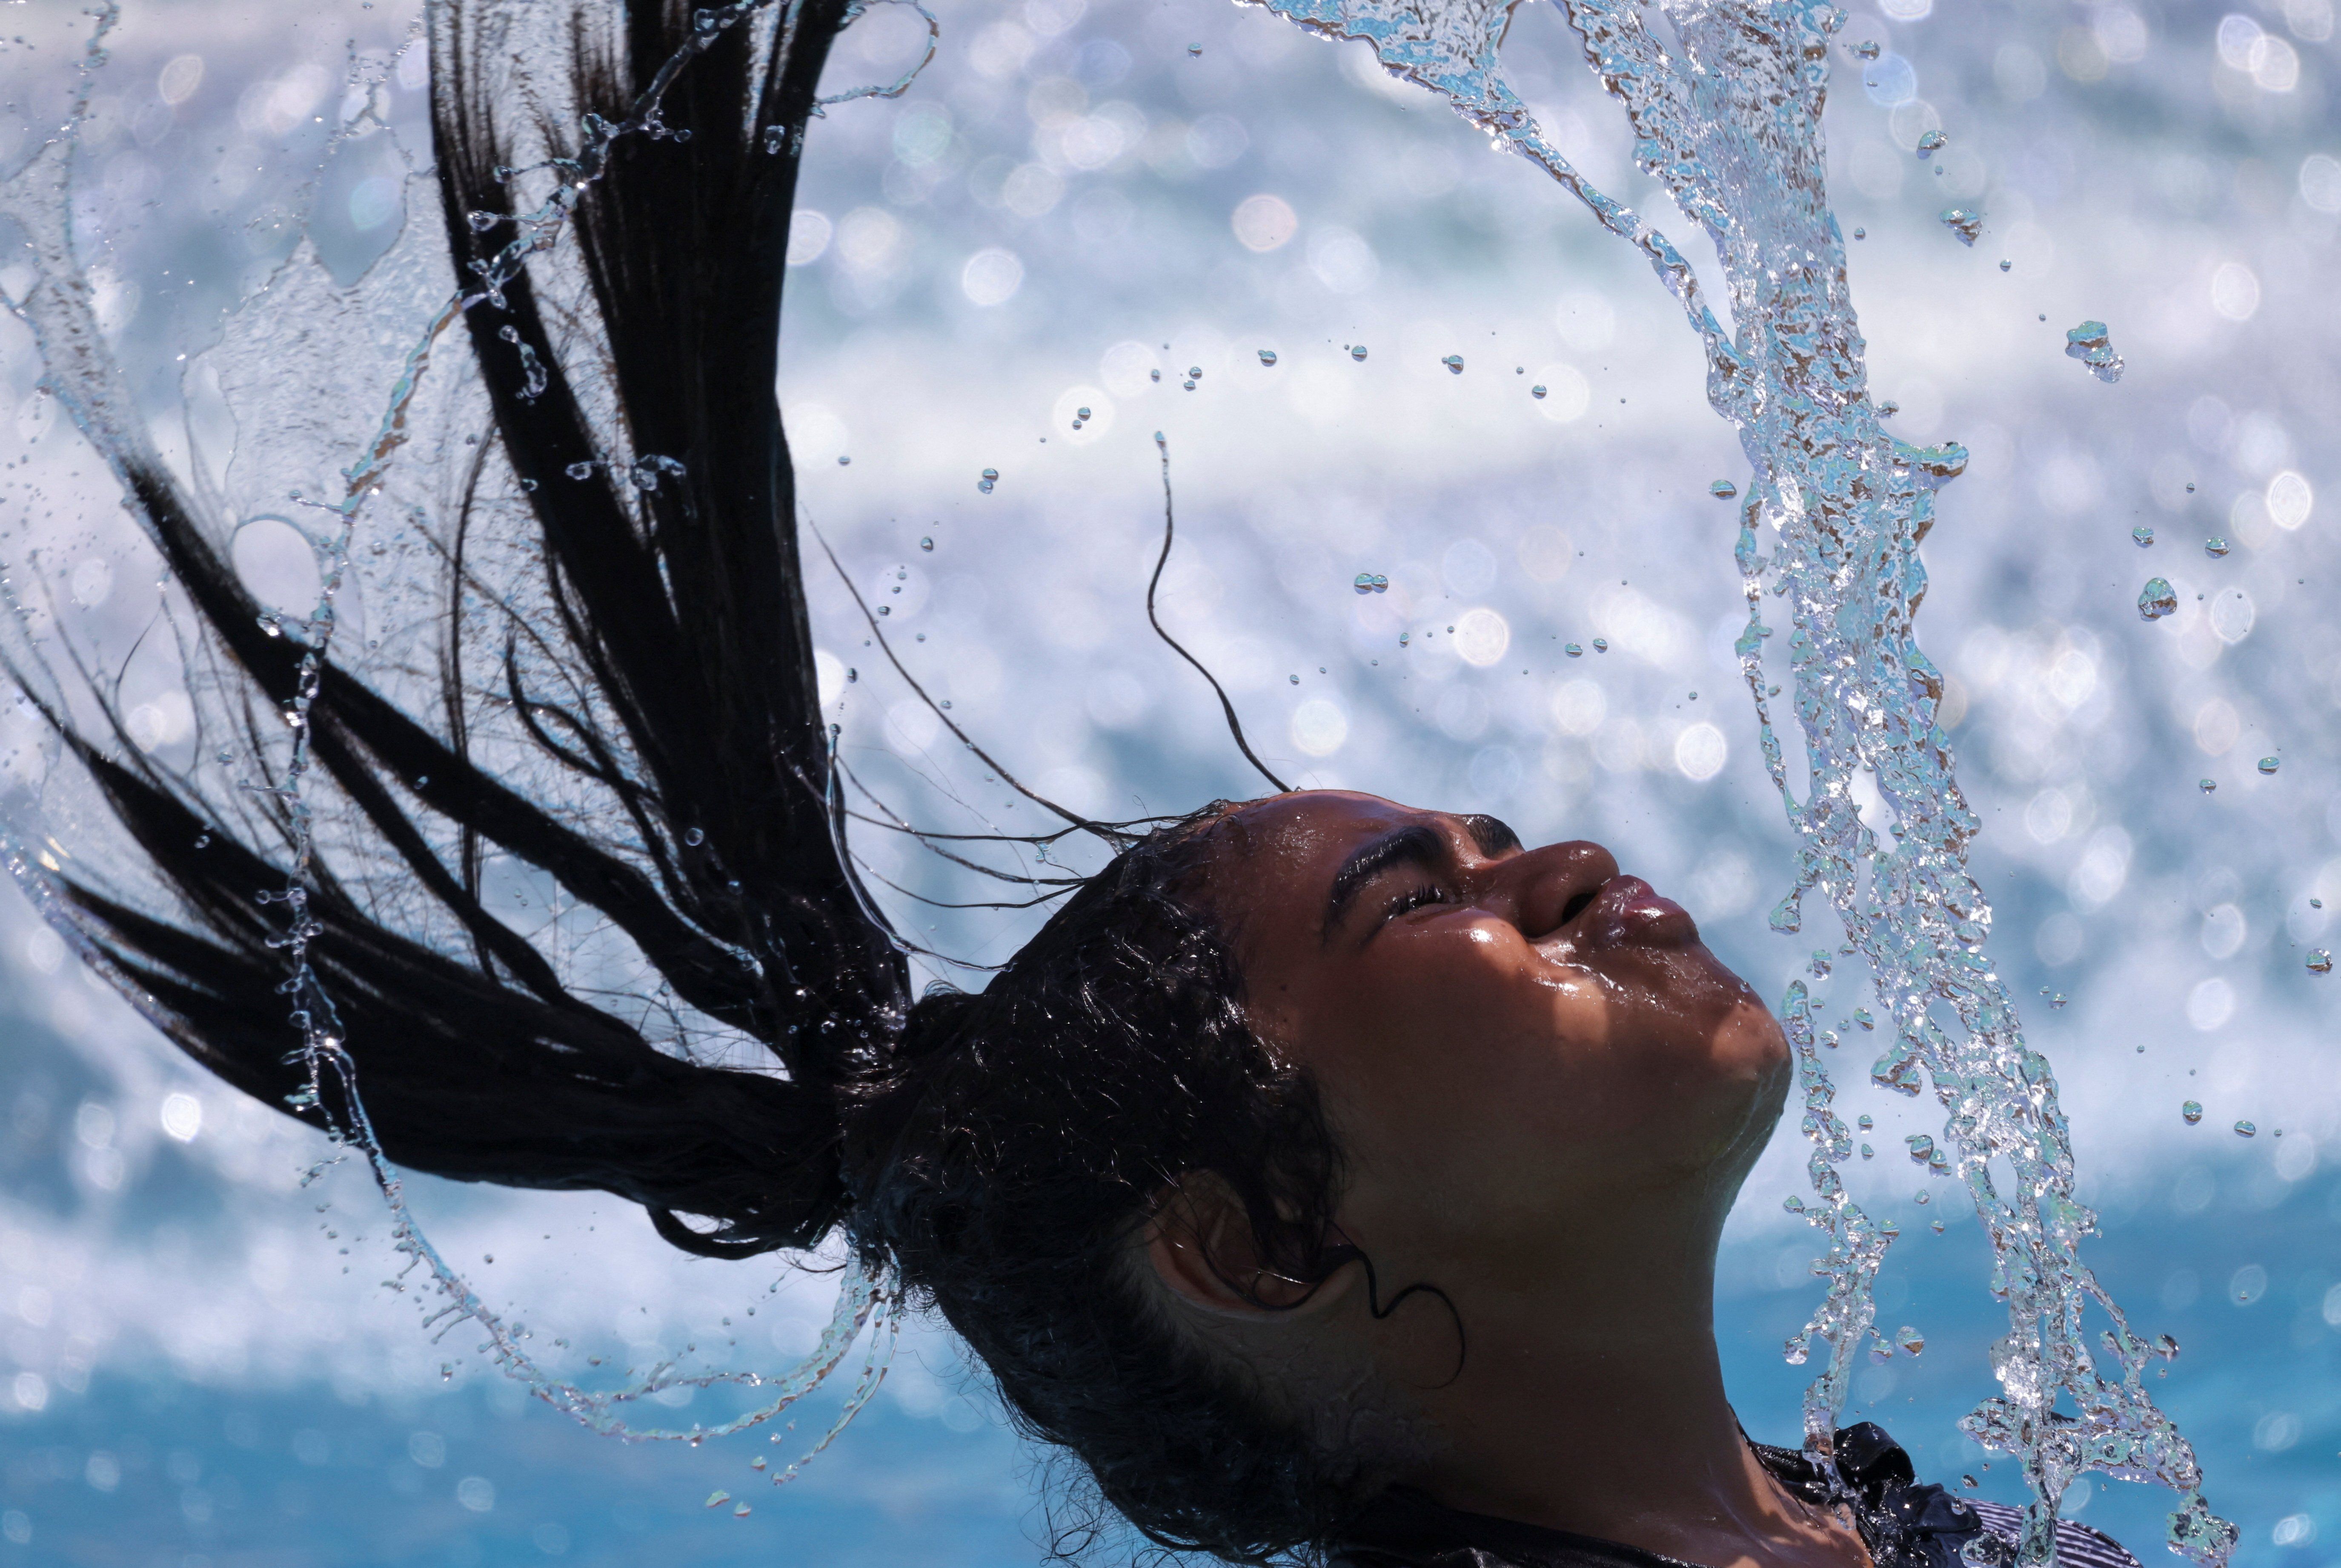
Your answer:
[0,0,2337,1562]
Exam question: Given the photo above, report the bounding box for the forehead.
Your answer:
[1203,791,1423,910]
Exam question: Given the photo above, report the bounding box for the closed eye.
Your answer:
[1382,883,1451,925]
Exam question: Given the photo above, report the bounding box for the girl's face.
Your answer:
[1205,791,1789,1271]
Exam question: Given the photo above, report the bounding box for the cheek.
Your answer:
[1282,929,1628,1182]
[1262,927,1788,1237]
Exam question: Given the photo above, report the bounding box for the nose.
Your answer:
[1487,840,1618,940]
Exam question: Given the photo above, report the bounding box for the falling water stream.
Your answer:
[0,0,2241,1558]
[1224,1,2234,1563]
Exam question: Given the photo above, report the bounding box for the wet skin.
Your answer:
[1145,792,1868,1568]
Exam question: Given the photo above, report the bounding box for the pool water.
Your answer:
[2,0,2336,1560]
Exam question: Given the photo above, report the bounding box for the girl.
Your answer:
[0,4,2141,1566]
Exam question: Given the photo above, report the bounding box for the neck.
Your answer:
[1384,1203,1855,1568]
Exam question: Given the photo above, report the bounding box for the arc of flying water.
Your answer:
[1229,0,2235,1565]
[261,0,921,1451]
[1,0,941,1451]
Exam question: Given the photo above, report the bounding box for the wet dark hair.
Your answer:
[9,1,1371,1559]
[856,817,1371,1559]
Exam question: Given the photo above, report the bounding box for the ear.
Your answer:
[1142,1175,1344,1320]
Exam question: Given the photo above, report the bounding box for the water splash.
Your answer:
[0,0,924,1456]
[2063,321,2126,385]
[1235,0,2232,1559]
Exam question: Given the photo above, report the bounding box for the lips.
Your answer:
[1565,873,1698,953]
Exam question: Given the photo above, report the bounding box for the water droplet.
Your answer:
[2132,526,2154,548]
[2049,992,2068,1009]
[1591,637,1609,652]
[2185,481,2197,493]
[2199,778,2216,794]
[1710,479,1738,500]
[1860,1142,1875,1159]
[735,1502,752,1517]
[1998,259,2012,272]
[1398,632,1410,647]
[684,827,705,847]
[1187,42,1202,55]
[939,699,952,710]
[1906,1134,1936,1163]
[2258,756,2280,775]
[1352,572,1390,594]
[1351,344,1369,362]
[1915,131,1946,160]
[845,668,858,683]
[1852,1007,1875,1030]
[2136,577,2178,620]
[1939,208,1983,246]
[1878,399,1900,418]
[1564,642,1583,657]
[2309,950,2334,974]
[1257,350,1277,367]
[977,468,998,494]
[566,461,594,480]
[2203,537,2229,558]
[2234,1120,2257,1138]
[1188,366,1202,379]
[1783,1194,1806,1214]
[1855,39,1881,59]
[1288,673,1300,685]
[2061,320,2124,383]
[706,1491,732,1508]
[1898,1325,1925,1355]
[1852,226,1866,240]
[1529,383,1548,399]
[1441,354,1465,374]
[920,537,934,551]
[1149,368,1161,383]
[1857,1114,1874,1131]
[2182,1100,2204,1125]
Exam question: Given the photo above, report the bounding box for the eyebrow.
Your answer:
[1322,823,1449,940]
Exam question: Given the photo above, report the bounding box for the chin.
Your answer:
[1719,992,1792,1076]
[1666,991,1791,1171]
[1718,998,1794,1151]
